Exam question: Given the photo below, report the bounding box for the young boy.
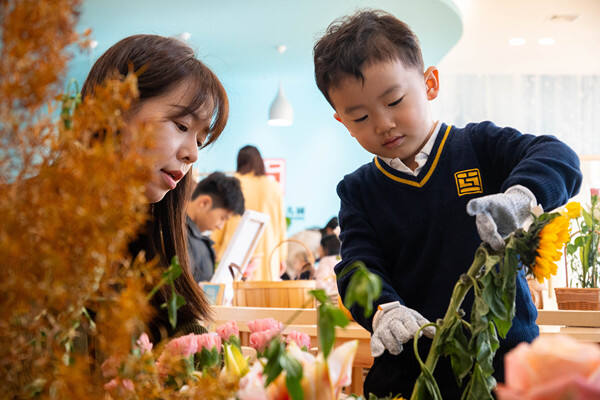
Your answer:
[313,10,582,398]
[186,172,244,282]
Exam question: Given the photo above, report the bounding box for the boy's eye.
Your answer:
[174,121,188,132]
[388,96,404,107]
[353,115,368,123]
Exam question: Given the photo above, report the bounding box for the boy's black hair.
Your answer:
[314,9,424,106]
[191,172,245,215]
[320,234,341,257]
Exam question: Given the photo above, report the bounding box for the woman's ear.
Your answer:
[424,66,440,100]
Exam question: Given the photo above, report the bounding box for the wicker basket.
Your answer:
[233,280,316,308]
[554,287,600,310]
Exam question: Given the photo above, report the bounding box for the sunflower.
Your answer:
[562,201,582,219]
[531,215,570,283]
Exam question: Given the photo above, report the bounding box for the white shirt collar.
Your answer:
[380,121,441,176]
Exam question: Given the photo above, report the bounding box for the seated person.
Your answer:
[320,216,340,237]
[186,172,244,282]
[314,234,341,302]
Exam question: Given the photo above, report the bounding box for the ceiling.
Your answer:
[70,0,463,83]
[440,0,600,74]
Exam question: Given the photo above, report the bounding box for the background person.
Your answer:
[212,145,287,281]
[186,172,244,282]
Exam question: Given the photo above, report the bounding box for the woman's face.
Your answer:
[127,79,214,203]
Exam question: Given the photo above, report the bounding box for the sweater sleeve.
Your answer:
[469,121,582,210]
[334,177,401,332]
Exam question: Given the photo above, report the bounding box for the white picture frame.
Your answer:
[210,210,269,305]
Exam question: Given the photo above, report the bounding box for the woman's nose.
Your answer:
[178,134,199,164]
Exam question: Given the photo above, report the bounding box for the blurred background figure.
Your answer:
[212,145,287,281]
[186,172,245,283]
[314,234,341,302]
[282,216,340,280]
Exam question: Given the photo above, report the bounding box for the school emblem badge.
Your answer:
[454,169,483,196]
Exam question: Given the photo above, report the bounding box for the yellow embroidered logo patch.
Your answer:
[454,169,483,196]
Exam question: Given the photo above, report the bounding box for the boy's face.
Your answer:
[189,195,233,232]
[329,59,439,166]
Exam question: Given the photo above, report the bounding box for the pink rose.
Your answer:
[249,328,280,351]
[162,333,199,357]
[247,318,283,333]
[136,332,153,354]
[286,331,311,349]
[217,321,239,341]
[195,332,222,352]
[591,188,600,197]
[496,335,600,400]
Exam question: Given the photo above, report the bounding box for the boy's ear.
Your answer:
[197,194,213,210]
[333,112,342,123]
[424,66,439,100]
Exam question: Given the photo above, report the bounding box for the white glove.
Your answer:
[370,301,436,358]
[466,185,536,251]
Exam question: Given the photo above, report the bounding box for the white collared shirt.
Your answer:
[380,121,441,176]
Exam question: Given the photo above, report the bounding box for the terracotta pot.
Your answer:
[554,287,600,310]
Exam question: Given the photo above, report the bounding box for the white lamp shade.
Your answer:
[268,83,293,126]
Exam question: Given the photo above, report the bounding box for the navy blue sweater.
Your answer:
[335,121,582,397]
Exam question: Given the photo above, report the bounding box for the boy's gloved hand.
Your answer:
[466,185,536,251]
[370,301,436,357]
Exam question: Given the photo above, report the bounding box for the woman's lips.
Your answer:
[161,171,176,190]
[383,135,405,148]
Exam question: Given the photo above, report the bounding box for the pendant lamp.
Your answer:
[268,82,293,126]
[268,45,293,127]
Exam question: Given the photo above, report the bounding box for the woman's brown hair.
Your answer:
[82,34,229,339]
[236,145,265,176]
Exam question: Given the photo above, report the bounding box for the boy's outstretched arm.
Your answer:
[465,122,582,248]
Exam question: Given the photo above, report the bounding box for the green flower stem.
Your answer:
[410,247,489,400]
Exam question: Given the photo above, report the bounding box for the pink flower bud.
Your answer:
[247,318,283,333]
[285,331,311,349]
[217,321,240,341]
[195,332,222,352]
[136,332,153,354]
[249,328,280,351]
[591,188,600,197]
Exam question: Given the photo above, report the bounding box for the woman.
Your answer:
[212,145,287,281]
[81,34,228,340]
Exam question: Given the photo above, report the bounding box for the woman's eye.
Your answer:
[388,97,404,107]
[353,115,368,123]
[174,121,188,132]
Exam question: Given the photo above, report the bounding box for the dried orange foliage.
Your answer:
[0,0,164,398]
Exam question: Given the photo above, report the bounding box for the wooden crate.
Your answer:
[555,288,600,311]
[233,280,316,308]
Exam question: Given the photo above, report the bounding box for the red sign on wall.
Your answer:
[264,158,285,194]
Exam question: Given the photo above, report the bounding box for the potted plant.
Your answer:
[556,189,600,310]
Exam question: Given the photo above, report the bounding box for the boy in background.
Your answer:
[313,10,582,398]
[186,172,244,282]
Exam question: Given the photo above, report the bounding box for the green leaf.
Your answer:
[309,289,329,304]
[566,243,577,255]
[462,363,495,400]
[343,264,382,318]
[440,319,473,384]
[317,310,335,358]
[263,340,285,387]
[195,347,221,370]
[281,353,304,400]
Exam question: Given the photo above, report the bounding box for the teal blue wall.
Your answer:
[67,0,462,234]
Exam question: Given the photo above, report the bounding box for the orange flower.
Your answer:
[531,215,570,283]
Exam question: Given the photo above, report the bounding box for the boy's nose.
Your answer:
[374,113,396,135]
